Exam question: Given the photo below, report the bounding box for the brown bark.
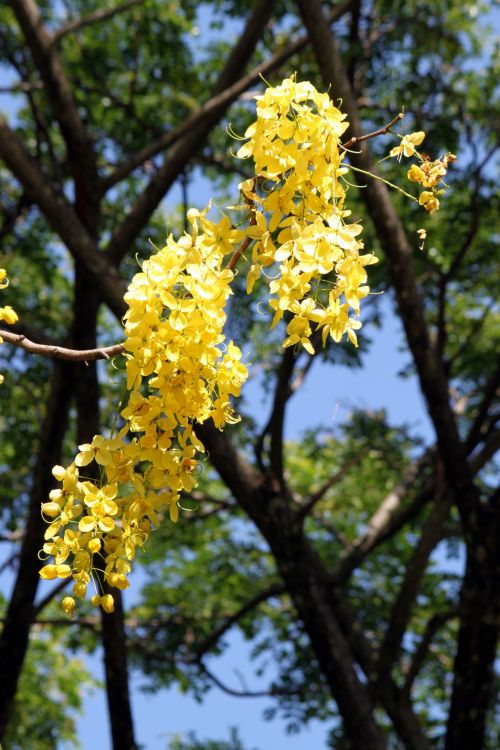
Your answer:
[0,361,73,738]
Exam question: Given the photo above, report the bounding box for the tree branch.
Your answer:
[51,0,143,44]
[197,659,298,699]
[267,346,297,489]
[341,111,403,151]
[376,486,453,680]
[403,607,459,695]
[0,361,73,739]
[329,448,435,584]
[194,584,285,658]
[298,447,370,520]
[105,0,276,265]
[196,421,387,750]
[465,362,500,452]
[298,0,483,553]
[0,328,124,361]
[32,579,71,617]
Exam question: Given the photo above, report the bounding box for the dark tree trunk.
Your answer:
[0,361,73,738]
[72,262,138,750]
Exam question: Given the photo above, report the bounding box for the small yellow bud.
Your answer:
[91,594,101,607]
[62,596,76,615]
[0,305,18,324]
[101,594,115,613]
[88,537,101,553]
[41,501,61,518]
[73,582,87,597]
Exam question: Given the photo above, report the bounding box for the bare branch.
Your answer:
[197,659,300,699]
[194,584,285,657]
[341,111,403,151]
[403,607,459,695]
[298,447,370,520]
[377,488,453,679]
[0,328,124,361]
[52,0,143,44]
[330,448,435,584]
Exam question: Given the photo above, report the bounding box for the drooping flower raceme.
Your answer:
[39,77,389,613]
[236,77,378,353]
[40,208,248,613]
[389,130,456,214]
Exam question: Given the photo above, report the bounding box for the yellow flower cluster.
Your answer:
[40,77,424,614]
[0,268,18,385]
[236,77,377,352]
[390,131,456,214]
[40,208,248,613]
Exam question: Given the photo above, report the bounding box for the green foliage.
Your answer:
[1,622,97,750]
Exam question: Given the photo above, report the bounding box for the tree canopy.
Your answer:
[0,1,498,749]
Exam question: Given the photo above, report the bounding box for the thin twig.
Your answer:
[51,0,143,44]
[0,329,124,361]
[197,659,299,699]
[403,607,459,694]
[298,447,370,520]
[194,583,284,656]
[341,112,403,151]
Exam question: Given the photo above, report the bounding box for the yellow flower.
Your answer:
[407,164,426,184]
[389,131,425,159]
[419,191,440,214]
[39,563,72,579]
[62,596,76,615]
[99,594,118,613]
[0,305,18,324]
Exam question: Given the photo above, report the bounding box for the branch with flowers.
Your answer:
[0,77,455,615]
